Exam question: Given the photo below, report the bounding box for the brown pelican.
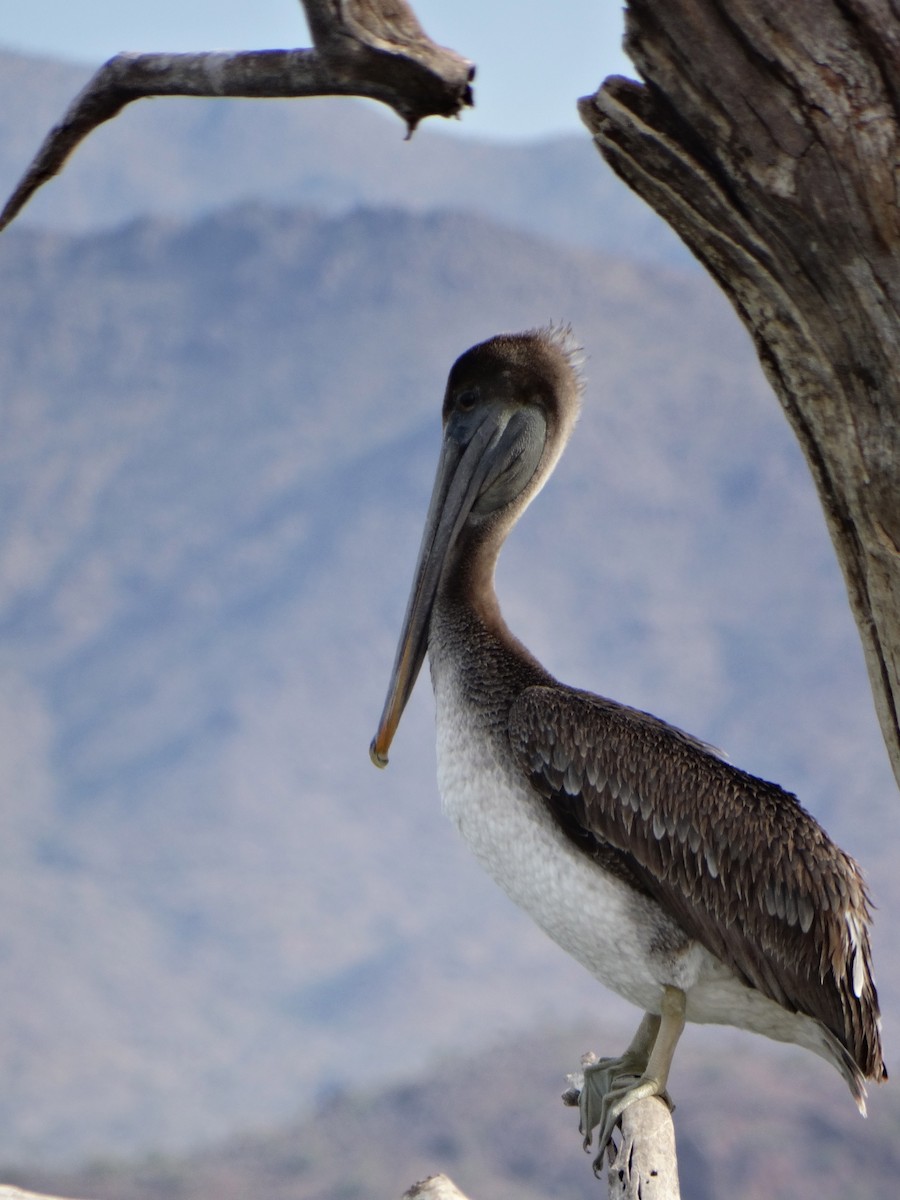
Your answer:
[370,327,885,1162]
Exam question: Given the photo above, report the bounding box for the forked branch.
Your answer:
[0,0,473,233]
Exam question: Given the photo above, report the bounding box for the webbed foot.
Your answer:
[567,987,686,1172]
[586,1072,673,1173]
[576,1044,663,1147]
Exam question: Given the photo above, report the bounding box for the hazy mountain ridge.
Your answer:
[0,201,894,1172]
[18,1025,900,1200]
[0,47,689,265]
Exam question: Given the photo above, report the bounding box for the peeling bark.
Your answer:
[607,1098,681,1199]
[581,0,900,791]
[0,0,473,233]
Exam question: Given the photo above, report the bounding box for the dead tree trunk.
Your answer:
[580,0,900,792]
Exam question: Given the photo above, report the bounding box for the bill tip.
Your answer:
[369,738,389,769]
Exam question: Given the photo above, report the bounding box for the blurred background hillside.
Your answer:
[0,38,897,1199]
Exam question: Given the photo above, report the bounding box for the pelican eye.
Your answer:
[456,388,479,412]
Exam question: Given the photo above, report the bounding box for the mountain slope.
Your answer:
[0,203,894,1165]
[19,1024,900,1200]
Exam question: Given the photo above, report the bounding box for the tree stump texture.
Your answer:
[581,0,900,791]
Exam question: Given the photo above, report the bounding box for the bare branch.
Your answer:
[0,0,473,233]
[607,1099,681,1199]
[581,0,900,790]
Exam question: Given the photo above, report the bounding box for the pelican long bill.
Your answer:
[370,408,504,767]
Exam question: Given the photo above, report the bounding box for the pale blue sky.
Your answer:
[1,1,633,140]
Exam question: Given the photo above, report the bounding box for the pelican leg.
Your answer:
[583,986,685,1172]
[577,1011,660,1146]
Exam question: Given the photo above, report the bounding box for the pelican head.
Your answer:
[371,326,583,767]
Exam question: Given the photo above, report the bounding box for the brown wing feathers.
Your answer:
[509,685,885,1082]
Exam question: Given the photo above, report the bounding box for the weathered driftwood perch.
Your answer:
[0,0,473,233]
[402,1072,680,1200]
[400,1088,679,1200]
[580,0,900,791]
[604,1098,680,1199]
